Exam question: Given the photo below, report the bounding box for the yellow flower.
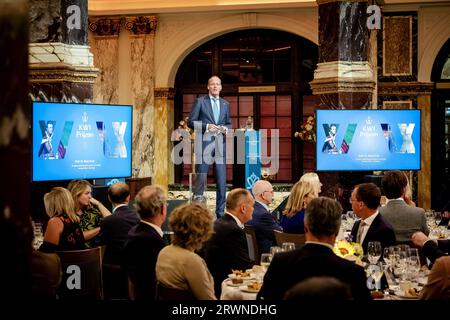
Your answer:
[333,240,364,258]
[333,240,355,257]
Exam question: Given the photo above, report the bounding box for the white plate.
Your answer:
[394,290,419,299]
[228,273,254,280]
[240,286,260,293]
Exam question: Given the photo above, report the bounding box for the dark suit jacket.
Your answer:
[121,222,167,300]
[257,243,371,301]
[246,202,282,254]
[100,205,139,265]
[422,239,450,264]
[350,213,396,253]
[188,95,232,133]
[201,214,253,297]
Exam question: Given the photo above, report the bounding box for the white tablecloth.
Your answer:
[220,279,258,300]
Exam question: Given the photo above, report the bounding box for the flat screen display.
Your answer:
[316,109,421,171]
[32,102,132,181]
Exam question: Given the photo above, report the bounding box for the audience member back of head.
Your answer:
[283,276,353,301]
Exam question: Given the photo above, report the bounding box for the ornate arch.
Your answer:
[418,8,450,82]
[154,12,317,87]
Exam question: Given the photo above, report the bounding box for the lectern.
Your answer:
[232,129,261,190]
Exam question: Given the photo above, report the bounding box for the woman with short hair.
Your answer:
[156,203,216,300]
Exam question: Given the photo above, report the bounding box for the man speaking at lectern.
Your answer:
[188,75,232,218]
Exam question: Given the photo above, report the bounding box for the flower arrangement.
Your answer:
[333,240,364,266]
[294,115,316,142]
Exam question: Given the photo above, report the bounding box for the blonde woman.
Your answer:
[299,172,322,195]
[156,203,216,300]
[39,187,85,252]
[280,181,318,234]
[67,180,111,248]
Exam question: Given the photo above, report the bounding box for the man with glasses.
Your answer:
[350,183,396,253]
[247,180,282,253]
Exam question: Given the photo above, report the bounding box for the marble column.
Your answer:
[89,17,121,104]
[417,95,431,209]
[310,0,375,109]
[0,0,32,299]
[154,88,175,189]
[310,0,376,211]
[29,0,97,102]
[378,83,433,208]
[125,16,157,184]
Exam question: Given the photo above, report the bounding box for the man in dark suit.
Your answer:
[247,180,282,254]
[350,183,396,253]
[412,231,450,265]
[100,182,139,265]
[121,185,167,300]
[100,182,140,299]
[201,188,255,298]
[257,197,371,301]
[188,75,232,218]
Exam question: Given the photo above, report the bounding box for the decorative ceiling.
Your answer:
[88,0,450,16]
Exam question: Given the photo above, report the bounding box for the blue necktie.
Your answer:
[212,98,220,123]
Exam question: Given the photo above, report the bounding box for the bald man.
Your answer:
[247,180,282,254]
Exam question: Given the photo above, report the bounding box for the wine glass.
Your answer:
[32,221,44,250]
[382,247,392,269]
[367,241,382,264]
[370,263,384,291]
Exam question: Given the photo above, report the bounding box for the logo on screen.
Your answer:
[321,123,357,154]
[38,120,74,160]
[96,121,128,158]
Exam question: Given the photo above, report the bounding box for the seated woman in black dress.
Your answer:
[39,187,85,252]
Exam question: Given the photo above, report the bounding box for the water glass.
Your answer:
[260,253,271,269]
[270,246,282,257]
[282,242,296,252]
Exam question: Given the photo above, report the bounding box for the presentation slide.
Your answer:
[316,109,421,171]
[32,102,132,181]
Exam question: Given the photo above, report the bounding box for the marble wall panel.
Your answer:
[382,101,412,109]
[30,0,88,45]
[29,0,61,43]
[383,16,412,76]
[29,81,93,102]
[417,95,431,209]
[317,92,372,109]
[153,91,172,189]
[90,38,119,104]
[130,35,155,179]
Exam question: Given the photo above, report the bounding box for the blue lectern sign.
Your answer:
[245,130,261,190]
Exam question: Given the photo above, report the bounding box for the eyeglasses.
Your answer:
[263,190,274,195]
